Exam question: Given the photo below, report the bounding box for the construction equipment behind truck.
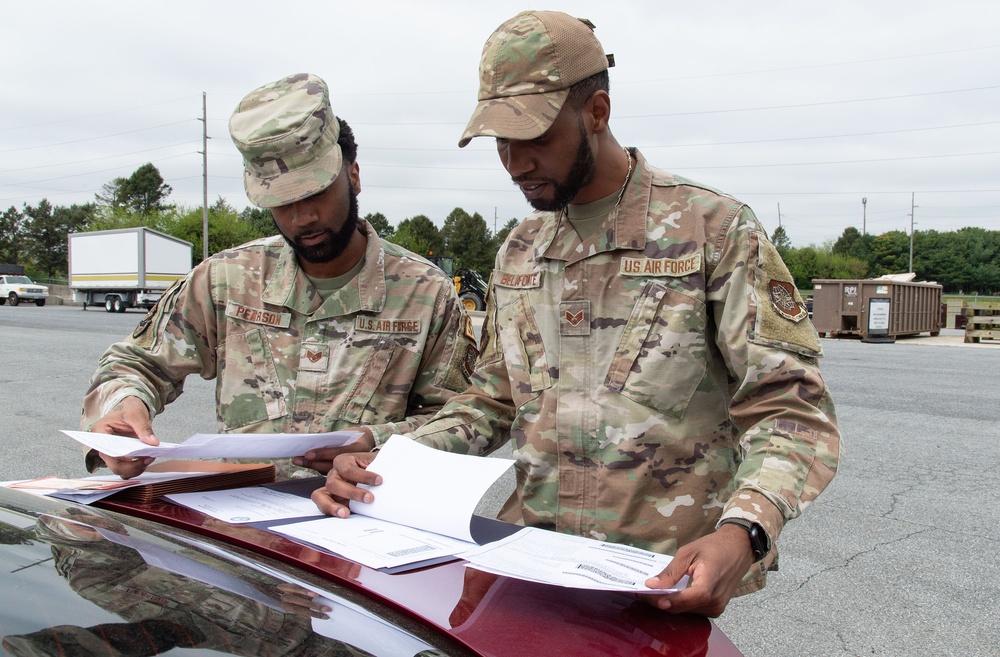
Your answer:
[426,256,488,312]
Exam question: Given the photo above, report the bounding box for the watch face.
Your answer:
[749,524,770,560]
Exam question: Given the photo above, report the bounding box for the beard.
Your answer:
[276,182,360,264]
[522,120,596,212]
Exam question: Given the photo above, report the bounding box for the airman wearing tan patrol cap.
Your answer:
[316,10,841,620]
[82,72,478,481]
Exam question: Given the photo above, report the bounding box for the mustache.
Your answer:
[511,175,551,184]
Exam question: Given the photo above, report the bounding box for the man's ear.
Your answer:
[348,160,361,194]
[584,90,612,135]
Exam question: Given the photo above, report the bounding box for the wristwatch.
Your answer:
[719,518,771,562]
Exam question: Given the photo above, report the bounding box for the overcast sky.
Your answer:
[4,0,998,247]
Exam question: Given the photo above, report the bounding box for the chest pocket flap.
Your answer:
[605,281,708,418]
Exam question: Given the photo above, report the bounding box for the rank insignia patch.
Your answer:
[298,343,329,372]
[560,300,590,336]
[768,280,808,322]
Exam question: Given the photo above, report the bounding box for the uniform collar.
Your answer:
[538,147,650,264]
[261,220,386,316]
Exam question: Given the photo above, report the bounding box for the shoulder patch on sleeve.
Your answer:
[130,278,185,350]
[751,233,822,356]
[768,280,808,322]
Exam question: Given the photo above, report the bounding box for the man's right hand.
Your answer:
[292,427,374,474]
[311,448,383,519]
[89,396,159,479]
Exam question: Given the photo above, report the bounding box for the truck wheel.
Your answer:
[8,293,19,307]
[105,296,116,312]
[35,299,45,307]
[0,297,5,306]
[113,297,126,313]
[460,292,485,312]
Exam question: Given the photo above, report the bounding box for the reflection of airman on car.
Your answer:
[1,509,401,657]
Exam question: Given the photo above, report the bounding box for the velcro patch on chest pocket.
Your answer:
[605,281,707,418]
[498,293,552,393]
[339,336,395,424]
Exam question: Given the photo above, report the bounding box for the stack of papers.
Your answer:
[165,485,326,524]
[460,527,685,592]
[11,461,275,504]
[267,436,515,570]
[163,436,686,593]
[108,461,276,503]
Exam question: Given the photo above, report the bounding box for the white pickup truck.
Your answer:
[0,275,49,306]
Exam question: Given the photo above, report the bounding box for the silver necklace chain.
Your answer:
[615,147,634,207]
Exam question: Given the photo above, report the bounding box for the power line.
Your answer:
[617,85,1000,119]
[0,120,197,155]
[640,120,1000,149]
[0,142,197,174]
[0,97,199,132]
[616,44,1000,83]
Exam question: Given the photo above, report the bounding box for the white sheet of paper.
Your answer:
[273,514,475,570]
[459,526,689,593]
[349,435,514,543]
[60,429,362,459]
[164,486,325,523]
[266,436,513,570]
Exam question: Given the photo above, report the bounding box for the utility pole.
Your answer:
[862,197,867,235]
[908,192,917,273]
[777,202,782,228]
[199,92,209,262]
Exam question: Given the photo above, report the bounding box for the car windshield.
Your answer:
[5,276,31,284]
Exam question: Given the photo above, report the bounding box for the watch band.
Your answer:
[719,518,771,562]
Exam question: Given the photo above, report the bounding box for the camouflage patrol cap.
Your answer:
[459,10,613,148]
[229,72,343,208]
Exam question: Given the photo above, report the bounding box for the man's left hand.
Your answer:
[638,523,756,617]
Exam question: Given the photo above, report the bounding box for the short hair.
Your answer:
[338,117,358,164]
[566,70,610,111]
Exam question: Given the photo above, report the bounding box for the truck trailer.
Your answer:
[69,227,192,312]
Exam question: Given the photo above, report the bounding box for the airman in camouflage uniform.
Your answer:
[82,73,477,480]
[317,12,840,617]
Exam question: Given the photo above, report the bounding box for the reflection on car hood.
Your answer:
[0,488,463,657]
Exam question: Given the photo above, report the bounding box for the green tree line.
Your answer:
[772,224,1000,294]
[0,164,517,283]
[3,164,997,294]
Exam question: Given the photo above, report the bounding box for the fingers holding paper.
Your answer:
[311,452,382,518]
[637,524,755,617]
[89,395,159,479]
[292,427,374,474]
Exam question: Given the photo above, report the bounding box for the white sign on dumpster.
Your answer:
[868,298,890,335]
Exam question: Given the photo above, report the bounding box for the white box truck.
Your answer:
[69,227,192,312]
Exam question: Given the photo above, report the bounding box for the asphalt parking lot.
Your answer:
[1,305,997,657]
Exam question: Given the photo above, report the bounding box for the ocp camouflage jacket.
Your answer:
[83,221,478,479]
[409,149,841,594]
